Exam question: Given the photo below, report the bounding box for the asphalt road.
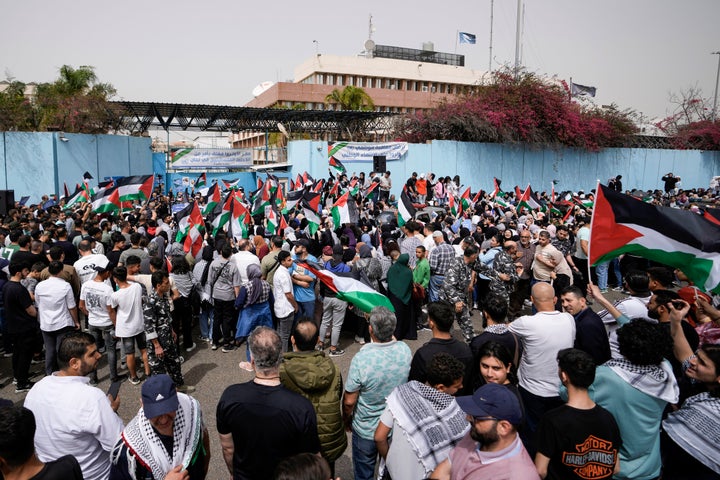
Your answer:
[0,291,623,479]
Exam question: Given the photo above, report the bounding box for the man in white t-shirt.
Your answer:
[273,251,297,353]
[74,238,110,285]
[80,257,124,384]
[232,238,261,284]
[111,266,149,385]
[24,331,124,480]
[35,261,80,375]
[508,281,575,456]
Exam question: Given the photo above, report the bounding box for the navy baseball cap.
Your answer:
[456,383,523,425]
[141,374,179,419]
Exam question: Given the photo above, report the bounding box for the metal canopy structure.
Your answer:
[112,101,395,136]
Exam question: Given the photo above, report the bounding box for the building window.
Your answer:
[327,74,334,85]
[316,74,324,84]
[337,75,343,86]
[357,77,363,87]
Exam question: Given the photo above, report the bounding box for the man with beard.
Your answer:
[430,383,538,479]
[24,332,124,480]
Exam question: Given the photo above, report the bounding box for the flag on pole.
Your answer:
[174,203,194,242]
[183,202,205,257]
[590,184,720,293]
[398,188,417,227]
[115,175,154,203]
[328,156,347,175]
[90,187,121,213]
[491,178,502,198]
[210,194,233,236]
[460,187,473,212]
[64,185,91,209]
[449,195,459,217]
[266,206,280,235]
[302,191,322,212]
[203,183,222,215]
[303,207,321,236]
[331,191,351,227]
[299,262,394,313]
[222,178,241,191]
[195,172,207,190]
[570,81,597,98]
[458,31,477,44]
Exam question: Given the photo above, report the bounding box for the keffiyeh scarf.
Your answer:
[663,392,720,474]
[605,357,679,403]
[117,393,202,480]
[386,380,469,474]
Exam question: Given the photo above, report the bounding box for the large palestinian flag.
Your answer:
[590,184,720,293]
[299,263,394,313]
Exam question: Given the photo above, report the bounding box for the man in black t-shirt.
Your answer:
[0,405,83,479]
[535,348,621,479]
[3,262,39,392]
[409,301,473,394]
[216,326,319,480]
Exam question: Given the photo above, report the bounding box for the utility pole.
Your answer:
[514,0,522,78]
[712,51,720,122]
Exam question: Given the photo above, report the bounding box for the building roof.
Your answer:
[113,101,393,135]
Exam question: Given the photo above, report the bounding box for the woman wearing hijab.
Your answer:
[234,263,273,369]
[192,246,215,342]
[387,253,417,341]
[253,235,269,261]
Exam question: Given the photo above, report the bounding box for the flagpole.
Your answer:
[587,180,601,294]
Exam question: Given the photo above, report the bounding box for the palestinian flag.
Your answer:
[574,196,594,209]
[228,198,250,240]
[64,185,91,209]
[313,179,324,193]
[472,190,483,205]
[63,182,71,201]
[590,184,720,293]
[328,181,340,198]
[195,172,207,190]
[562,206,574,224]
[328,156,347,176]
[203,183,222,215]
[222,178,241,191]
[518,185,542,211]
[266,206,279,235]
[551,181,557,203]
[174,203,194,242]
[449,195,460,217]
[95,180,114,197]
[251,182,272,216]
[210,194,233,236]
[364,181,379,199]
[303,207,321,236]
[494,195,509,209]
[284,189,304,214]
[398,188,417,227]
[302,191,322,212]
[491,178,502,198]
[702,207,720,226]
[331,191,351,227]
[289,179,296,191]
[116,175,154,203]
[299,262,394,313]
[183,202,205,257]
[91,187,121,213]
[460,187,472,212]
[279,213,289,232]
[548,202,562,216]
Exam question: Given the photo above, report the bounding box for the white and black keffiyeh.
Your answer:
[117,393,202,480]
[605,357,679,403]
[386,380,469,474]
[663,392,720,474]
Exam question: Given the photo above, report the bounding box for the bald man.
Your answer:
[508,282,576,456]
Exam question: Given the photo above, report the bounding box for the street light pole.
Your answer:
[712,51,720,122]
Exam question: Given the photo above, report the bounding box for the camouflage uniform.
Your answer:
[440,256,475,341]
[144,291,184,386]
[473,250,519,306]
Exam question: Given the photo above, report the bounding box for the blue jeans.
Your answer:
[352,430,378,480]
[295,300,315,323]
[610,258,622,287]
[596,261,609,290]
[199,305,213,340]
[89,325,119,380]
[428,274,444,302]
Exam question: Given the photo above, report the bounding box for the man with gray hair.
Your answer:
[216,326,319,480]
[342,307,412,480]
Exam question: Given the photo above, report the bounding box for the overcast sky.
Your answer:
[2,0,718,126]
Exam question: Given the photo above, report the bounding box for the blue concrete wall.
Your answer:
[288,140,720,197]
[0,132,152,204]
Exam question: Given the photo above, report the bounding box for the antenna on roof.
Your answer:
[364,14,376,58]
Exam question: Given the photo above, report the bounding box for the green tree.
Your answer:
[325,85,375,111]
[0,65,118,133]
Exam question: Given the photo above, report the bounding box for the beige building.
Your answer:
[231,44,486,152]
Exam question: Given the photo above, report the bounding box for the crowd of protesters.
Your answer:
[0,168,719,480]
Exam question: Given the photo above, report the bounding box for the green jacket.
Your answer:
[413,257,430,288]
[280,351,348,462]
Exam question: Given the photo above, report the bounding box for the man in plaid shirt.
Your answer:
[428,231,455,302]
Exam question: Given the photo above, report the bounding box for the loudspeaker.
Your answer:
[0,190,14,216]
[373,155,386,173]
